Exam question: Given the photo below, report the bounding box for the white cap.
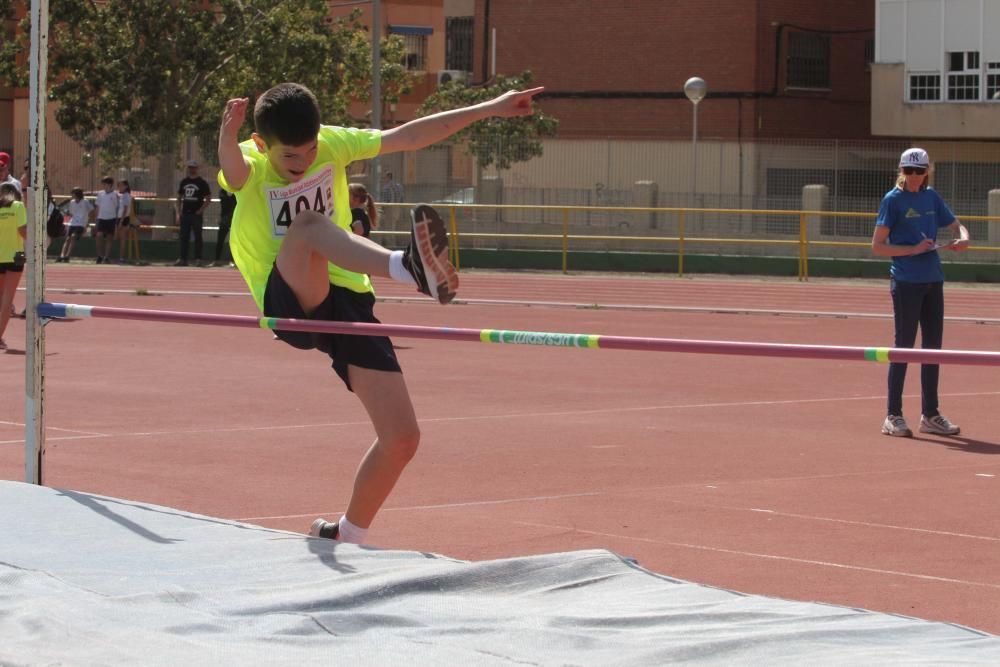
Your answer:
[186,159,199,167]
[899,148,929,168]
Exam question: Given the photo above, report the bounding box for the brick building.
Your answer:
[471,0,875,140]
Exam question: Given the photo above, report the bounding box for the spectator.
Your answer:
[0,153,22,198]
[872,147,970,438]
[379,171,403,227]
[0,182,26,351]
[19,158,29,196]
[114,180,135,264]
[57,187,94,263]
[93,176,119,264]
[174,159,212,266]
[210,188,236,267]
[45,189,65,255]
[348,182,377,238]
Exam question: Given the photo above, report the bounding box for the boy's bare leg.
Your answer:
[343,365,420,528]
[276,211,392,302]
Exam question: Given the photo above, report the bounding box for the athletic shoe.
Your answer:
[919,414,960,436]
[173,259,188,267]
[881,414,912,437]
[95,256,103,264]
[402,204,458,305]
[309,518,340,540]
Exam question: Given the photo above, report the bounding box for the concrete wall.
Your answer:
[871,64,1000,138]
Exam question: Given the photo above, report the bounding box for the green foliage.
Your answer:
[0,0,412,170]
[417,71,558,171]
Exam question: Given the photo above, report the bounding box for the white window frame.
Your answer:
[907,71,941,101]
[946,50,980,101]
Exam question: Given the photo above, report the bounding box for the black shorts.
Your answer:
[263,265,400,391]
[67,226,85,239]
[96,218,117,235]
[0,262,23,273]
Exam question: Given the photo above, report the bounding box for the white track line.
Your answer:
[238,462,1000,525]
[5,389,1000,446]
[648,498,1000,543]
[511,520,1000,590]
[28,286,1000,323]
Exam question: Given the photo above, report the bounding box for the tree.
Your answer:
[0,0,412,203]
[416,71,558,171]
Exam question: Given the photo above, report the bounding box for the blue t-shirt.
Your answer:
[875,187,955,283]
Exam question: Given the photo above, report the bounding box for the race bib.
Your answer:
[265,167,335,238]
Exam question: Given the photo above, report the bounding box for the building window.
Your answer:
[445,16,473,72]
[947,50,980,100]
[988,62,1000,101]
[908,73,941,101]
[787,31,831,89]
[388,25,433,72]
[402,34,428,71]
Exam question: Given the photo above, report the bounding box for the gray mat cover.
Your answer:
[1,481,998,665]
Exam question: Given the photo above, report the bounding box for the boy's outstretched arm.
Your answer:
[379,87,544,155]
[219,98,252,191]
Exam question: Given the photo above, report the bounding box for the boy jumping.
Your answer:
[218,82,543,545]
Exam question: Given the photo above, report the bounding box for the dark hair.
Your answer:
[0,182,19,207]
[72,187,84,198]
[117,179,131,192]
[253,83,321,146]
[101,176,114,185]
[349,182,378,229]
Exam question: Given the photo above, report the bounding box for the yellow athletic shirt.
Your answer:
[218,125,382,311]
[0,200,26,263]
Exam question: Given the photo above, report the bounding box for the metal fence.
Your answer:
[12,128,1000,246]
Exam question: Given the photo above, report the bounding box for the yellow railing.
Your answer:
[373,203,1000,282]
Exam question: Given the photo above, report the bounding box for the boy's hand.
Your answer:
[219,98,252,190]
[487,87,545,118]
[221,98,250,139]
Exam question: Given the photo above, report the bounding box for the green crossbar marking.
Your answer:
[864,347,891,363]
[260,318,276,330]
[481,329,598,348]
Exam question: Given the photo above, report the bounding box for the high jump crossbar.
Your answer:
[37,302,1000,367]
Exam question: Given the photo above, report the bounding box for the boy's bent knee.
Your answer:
[286,209,333,236]
[380,426,420,463]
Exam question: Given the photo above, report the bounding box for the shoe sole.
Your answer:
[411,205,459,305]
[881,427,912,437]
[918,425,960,436]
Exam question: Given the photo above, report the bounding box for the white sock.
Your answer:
[388,250,417,286]
[337,516,369,545]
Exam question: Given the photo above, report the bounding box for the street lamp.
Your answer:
[684,76,706,204]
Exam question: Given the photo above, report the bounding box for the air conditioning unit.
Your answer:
[437,70,468,87]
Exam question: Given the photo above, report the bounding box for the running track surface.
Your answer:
[2,264,1000,634]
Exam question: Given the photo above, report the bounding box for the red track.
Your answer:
[3,264,1000,633]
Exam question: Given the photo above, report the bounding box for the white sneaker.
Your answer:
[882,414,912,437]
[919,414,960,436]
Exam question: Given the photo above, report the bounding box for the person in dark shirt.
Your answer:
[211,188,237,266]
[348,182,378,238]
[174,159,212,266]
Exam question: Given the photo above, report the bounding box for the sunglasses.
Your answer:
[902,166,927,175]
